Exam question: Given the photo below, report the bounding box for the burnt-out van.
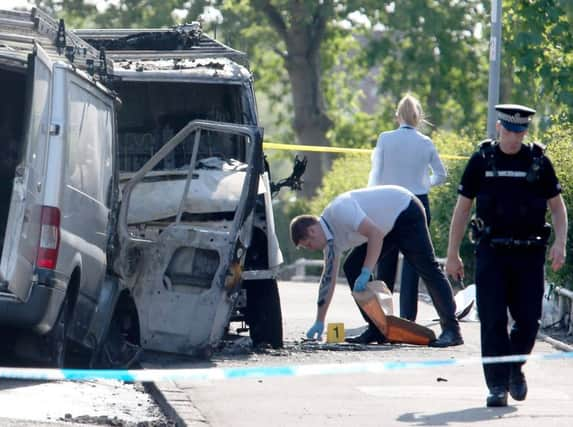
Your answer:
[0,8,121,366]
[76,24,304,357]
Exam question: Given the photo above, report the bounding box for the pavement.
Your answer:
[145,281,573,427]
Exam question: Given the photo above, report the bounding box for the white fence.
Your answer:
[551,285,573,334]
[285,258,343,282]
[283,255,447,284]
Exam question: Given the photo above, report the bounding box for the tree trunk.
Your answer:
[256,0,334,197]
[285,44,332,197]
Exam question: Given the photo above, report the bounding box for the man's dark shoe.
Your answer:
[345,327,386,344]
[509,369,528,401]
[428,329,464,347]
[486,386,508,407]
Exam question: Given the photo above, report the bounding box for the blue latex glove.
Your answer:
[306,321,325,340]
[353,267,372,292]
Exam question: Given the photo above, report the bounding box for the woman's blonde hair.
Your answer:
[396,94,425,128]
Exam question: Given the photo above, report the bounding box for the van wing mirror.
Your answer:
[270,155,307,197]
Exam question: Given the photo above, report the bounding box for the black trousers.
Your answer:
[475,243,546,389]
[343,197,458,335]
[377,194,431,320]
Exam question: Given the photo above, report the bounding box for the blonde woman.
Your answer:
[368,94,447,321]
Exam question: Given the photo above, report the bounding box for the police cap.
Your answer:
[495,104,536,132]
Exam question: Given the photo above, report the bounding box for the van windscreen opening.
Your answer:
[115,81,251,172]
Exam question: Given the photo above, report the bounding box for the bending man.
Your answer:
[290,185,463,347]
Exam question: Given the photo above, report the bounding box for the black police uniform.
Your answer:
[458,139,562,391]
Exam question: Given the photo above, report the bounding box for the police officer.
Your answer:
[446,104,568,407]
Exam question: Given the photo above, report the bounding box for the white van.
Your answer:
[0,8,120,366]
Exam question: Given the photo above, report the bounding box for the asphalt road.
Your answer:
[147,280,573,427]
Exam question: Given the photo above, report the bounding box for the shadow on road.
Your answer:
[398,406,517,425]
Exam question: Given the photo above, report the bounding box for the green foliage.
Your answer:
[328,111,387,149]
[34,0,99,27]
[541,121,573,287]
[40,1,573,141]
[33,1,573,287]
[39,0,190,28]
[274,197,317,265]
[362,0,489,133]
[429,132,476,278]
[322,29,369,119]
[91,0,188,28]
[503,0,573,123]
[309,153,370,215]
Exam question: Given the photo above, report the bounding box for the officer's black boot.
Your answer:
[486,386,508,407]
[509,366,528,401]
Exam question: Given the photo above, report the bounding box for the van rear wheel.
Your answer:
[46,293,70,368]
[245,279,283,348]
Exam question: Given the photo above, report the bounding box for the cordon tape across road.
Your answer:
[263,141,469,160]
[0,352,571,383]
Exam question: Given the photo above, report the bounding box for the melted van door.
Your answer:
[117,120,262,355]
[2,43,51,301]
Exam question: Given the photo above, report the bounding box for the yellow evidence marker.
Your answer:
[326,323,345,343]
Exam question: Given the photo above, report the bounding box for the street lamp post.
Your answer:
[486,0,502,139]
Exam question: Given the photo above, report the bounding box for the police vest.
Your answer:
[475,139,547,238]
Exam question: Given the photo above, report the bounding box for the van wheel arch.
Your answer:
[46,268,80,367]
[244,226,269,269]
[243,228,283,348]
[92,290,141,368]
[244,278,283,348]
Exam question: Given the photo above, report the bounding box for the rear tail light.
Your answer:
[36,206,61,270]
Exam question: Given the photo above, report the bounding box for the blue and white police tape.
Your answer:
[0,351,572,383]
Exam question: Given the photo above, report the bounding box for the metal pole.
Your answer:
[486,0,502,139]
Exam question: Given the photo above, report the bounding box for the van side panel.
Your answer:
[52,70,113,308]
[3,46,51,301]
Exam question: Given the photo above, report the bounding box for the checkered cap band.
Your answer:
[497,111,532,124]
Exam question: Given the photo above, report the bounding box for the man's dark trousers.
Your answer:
[376,194,431,320]
[475,243,545,389]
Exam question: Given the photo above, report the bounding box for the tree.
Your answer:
[213,0,342,197]
[34,0,190,28]
[502,0,573,125]
[91,0,188,28]
[254,1,335,197]
[33,0,99,27]
[214,1,424,197]
[46,0,358,197]
[40,1,573,193]
[214,1,493,196]
[362,0,489,134]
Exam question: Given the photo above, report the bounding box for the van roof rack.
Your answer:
[74,23,248,67]
[0,7,112,78]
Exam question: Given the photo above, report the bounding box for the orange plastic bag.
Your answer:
[352,281,436,346]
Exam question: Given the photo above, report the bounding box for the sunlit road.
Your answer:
[150,280,573,427]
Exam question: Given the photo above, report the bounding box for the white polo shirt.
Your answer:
[321,185,412,256]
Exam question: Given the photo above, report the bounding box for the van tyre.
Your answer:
[47,293,70,368]
[245,279,283,348]
[92,295,141,369]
